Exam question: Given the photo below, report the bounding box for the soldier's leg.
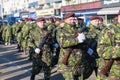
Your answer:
[28,47,34,60]
[51,46,60,67]
[21,40,27,54]
[8,36,11,45]
[30,74,35,80]
[42,61,51,80]
[5,35,8,45]
[30,66,42,80]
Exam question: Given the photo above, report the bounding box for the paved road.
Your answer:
[0,44,64,80]
[0,44,96,80]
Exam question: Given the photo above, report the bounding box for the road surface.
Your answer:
[0,44,96,80]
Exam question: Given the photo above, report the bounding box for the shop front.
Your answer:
[97,0,120,23]
[61,1,101,21]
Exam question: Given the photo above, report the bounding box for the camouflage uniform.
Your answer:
[46,23,60,67]
[16,22,24,51]
[2,24,12,45]
[27,22,36,60]
[30,19,51,79]
[97,23,120,80]
[12,22,19,41]
[30,52,50,80]
[57,22,80,80]
[21,22,31,54]
[0,23,4,41]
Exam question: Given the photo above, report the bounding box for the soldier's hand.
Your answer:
[45,32,49,37]
[74,31,79,37]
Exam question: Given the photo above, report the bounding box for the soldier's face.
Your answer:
[90,19,99,27]
[65,17,75,25]
[37,21,45,28]
[118,15,120,23]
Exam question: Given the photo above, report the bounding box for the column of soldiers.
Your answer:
[0,10,120,80]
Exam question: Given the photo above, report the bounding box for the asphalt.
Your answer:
[0,44,96,80]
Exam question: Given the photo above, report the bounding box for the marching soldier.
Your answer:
[97,10,120,80]
[16,19,25,52]
[28,18,47,61]
[30,48,50,80]
[2,23,12,45]
[29,18,51,80]
[56,13,83,80]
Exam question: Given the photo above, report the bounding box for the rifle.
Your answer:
[100,59,114,77]
[62,50,73,65]
[62,43,89,65]
[100,57,120,77]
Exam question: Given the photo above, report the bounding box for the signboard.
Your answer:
[14,12,20,17]
[46,0,61,3]
[36,9,54,16]
[102,0,120,8]
[61,1,101,12]
[20,11,29,19]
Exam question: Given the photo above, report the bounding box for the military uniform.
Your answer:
[11,21,19,41]
[97,22,120,80]
[30,18,51,79]
[21,22,31,54]
[2,24,12,45]
[46,22,60,67]
[16,21,24,51]
[56,13,81,80]
[0,23,4,42]
[30,48,50,80]
[27,22,36,60]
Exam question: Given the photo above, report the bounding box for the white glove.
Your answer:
[35,48,41,54]
[77,33,86,43]
[52,53,56,56]
[54,43,59,48]
[87,48,94,55]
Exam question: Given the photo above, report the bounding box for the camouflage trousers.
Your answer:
[97,58,120,80]
[58,49,82,80]
[5,36,11,43]
[31,60,51,80]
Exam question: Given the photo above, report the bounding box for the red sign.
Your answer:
[61,1,101,12]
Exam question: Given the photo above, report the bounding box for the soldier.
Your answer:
[60,15,103,80]
[78,16,103,80]
[21,18,32,55]
[2,23,12,45]
[0,22,4,42]
[11,21,19,41]
[112,16,118,25]
[97,10,120,80]
[0,22,2,41]
[30,48,50,80]
[16,19,25,52]
[27,18,36,60]
[75,17,88,33]
[56,13,88,80]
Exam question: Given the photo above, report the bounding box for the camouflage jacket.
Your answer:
[97,23,120,59]
[57,23,79,48]
[85,24,102,47]
[29,24,47,47]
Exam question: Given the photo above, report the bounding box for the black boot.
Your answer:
[45,78,50,80]
[30,74,35,80]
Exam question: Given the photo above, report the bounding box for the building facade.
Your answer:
[36,0,62,17]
